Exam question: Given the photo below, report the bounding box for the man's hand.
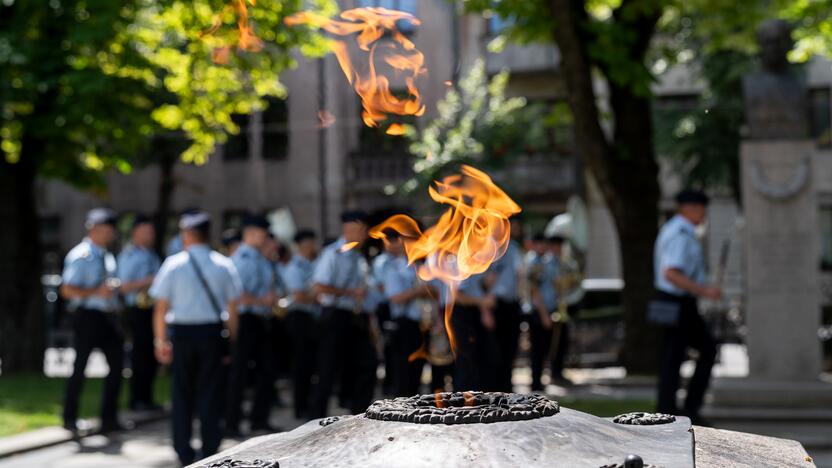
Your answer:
[481,294,496,311]
[701,286,722,300]
[261,291,277,307]
[480,307,496,331]
[94,284,114,299]
[350,286,367,301]
[154,340,172,365]
[540,310,553,331]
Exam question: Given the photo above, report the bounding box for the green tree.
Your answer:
[463,0,831,372]
[0,0,331,373]
[403,59,566,195]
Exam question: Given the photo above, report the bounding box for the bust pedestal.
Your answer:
[707,140,832,464]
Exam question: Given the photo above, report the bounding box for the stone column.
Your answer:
[741,140,821,381]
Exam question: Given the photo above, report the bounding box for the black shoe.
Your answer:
[99,420,127,434]
[63,421,79,434]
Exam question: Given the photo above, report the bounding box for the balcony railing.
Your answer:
[348,153,576,195]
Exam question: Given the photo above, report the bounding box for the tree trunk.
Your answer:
[550,0,661,373]
[0,147,44,373]
[154,151,176,257]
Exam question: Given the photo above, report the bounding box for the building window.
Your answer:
[262,97,289,160]
[355,0,418,33]
[224,113,250,160]
[810,87,831,149]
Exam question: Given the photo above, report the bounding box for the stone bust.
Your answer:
[742,19,808,139]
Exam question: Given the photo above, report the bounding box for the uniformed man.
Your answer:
[149,211,241,466]
[117,214,162,411]
[60,208,124,433]
[654,190,720,426]
[525,233,554,392]
[283,229,320,419]
[309,211,370,418]
[370,248,395,396]
[485,216,524,392]
[447,274,498,392]
[380,232,435,396]
[226,215,278,436]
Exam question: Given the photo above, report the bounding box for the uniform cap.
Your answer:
[85,208,117,229]
[132,214,153,229]
[675,190,710,206]
[340,210,368,224]
[179,211,211,230]
[221,228,242,247]
[294,229,317,243]
[242,214,270,230]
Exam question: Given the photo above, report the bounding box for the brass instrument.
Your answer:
[135,290,154,309]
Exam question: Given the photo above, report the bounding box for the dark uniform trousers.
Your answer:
[656,291,717,416]
[393,317,424,396]
[528,312,552,391]
[450,305,498,392]
[126,306,158,407]
[310,307,377,418]
[63,309,124,426]
[226,313,275,430]
[550,313,572,380]
[170,323,225,466]
[493,299,521,392]
[285,310,319,419]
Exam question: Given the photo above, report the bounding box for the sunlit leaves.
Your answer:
[406,59,556,195]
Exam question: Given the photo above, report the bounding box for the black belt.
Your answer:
[168,323,223,339]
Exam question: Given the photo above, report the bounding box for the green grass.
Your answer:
[0,373,170,437]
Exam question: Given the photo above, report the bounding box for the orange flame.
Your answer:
[285,8,426,134]
[369,165,521,353]
[339,241,360,253]
[203,0,263,64]
[385,123,406,136]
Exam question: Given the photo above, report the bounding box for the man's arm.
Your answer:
[225,301,239,341]
[119,276,154,293]
[664,268,721,299]
[153,299,172,364]
[389,283,432,305]
[60,283,111,300]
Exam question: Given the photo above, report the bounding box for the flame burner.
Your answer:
[365,392,558,425]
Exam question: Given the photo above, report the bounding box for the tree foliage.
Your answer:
[0,0,334,186]
[403,59,566,194]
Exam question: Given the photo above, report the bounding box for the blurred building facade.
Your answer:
[36,0,832,311]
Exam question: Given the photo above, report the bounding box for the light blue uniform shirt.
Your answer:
[117,244,161,307]
[231,243,273,315]
[489,240,522,301]
[62,238,119,312]
[654,214,706,296]
[149,244,242,324]
[539,254,559,311]
[312,238,367,310]
[437,274,485,306]
[283,254,319,316]
[165,235,183,258]
[381,255,422,321]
